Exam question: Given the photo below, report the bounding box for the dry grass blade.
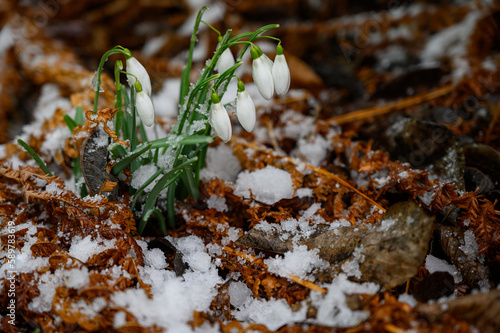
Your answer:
[235,139,385,212]
[327,84,454,125]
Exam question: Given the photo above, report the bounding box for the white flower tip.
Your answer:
[236,91,256,132]
[135,91,155,127]
[252,56,274,100]
[126,57,152,96]
[215,48,235,74]
[211,102,232,143]
[272,54,290,95]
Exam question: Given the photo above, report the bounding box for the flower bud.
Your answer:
[126,57,152,96]
[251,45,274,100]
[236,81,256,132]
[272,44,290,95]
[210,92,232,143]
[215,48,235,74]
[135,88,155,127]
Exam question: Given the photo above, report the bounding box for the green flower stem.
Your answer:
[93,47,130,113]
[114,61,124,134]
[179,6,208,106]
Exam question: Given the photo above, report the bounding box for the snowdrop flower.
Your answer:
[272,44,290,95]
[134,81,155,127]
[215,48,235,74]
[210,92,232,143]
[251,45,274,100]
[126,56,152,96]
[236,80,256,132]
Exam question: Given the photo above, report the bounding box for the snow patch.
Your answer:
[234,166,294,205]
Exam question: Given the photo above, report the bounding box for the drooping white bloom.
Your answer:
[126,57,152,96]
[251,46,274,100]
[262,53,274,72]
[210,93,232,143]
[215,48,235,74]
[272,44,290,95]
[135,90,155,127]
[236,80,256,132]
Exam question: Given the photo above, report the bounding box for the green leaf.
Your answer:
[148,135,213,149]
[180,161,200,200]
[166,183,177,228]
[138,208,166,235]
[17,138,53,177]
[108,143,128,159]
[130,166,166,212]
[63,114,78,133]
[110,142,152,176]
[140,169,183,232]
[75,104,85,125]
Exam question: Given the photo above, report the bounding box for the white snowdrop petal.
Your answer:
[252,56,274,100]
[126,57,152,96]
[215,48,235,74]
[135,91,155,127]
[236,91,256,132]
[262,54,274,72]
[272,54,290,95]
[211,102,232,143]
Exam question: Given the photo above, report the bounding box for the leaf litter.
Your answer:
[1,1,500,332]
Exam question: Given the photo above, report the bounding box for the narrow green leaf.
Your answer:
[17,139,53,177]
[63,114,78,133]
[75,105,85,125]
[148,135,213,149]
[180,161,200,200]
[141,169,183,230]
[108,143,128,159]
[110,142,152,176]
[138,208,166,235]
[130,166,165,212]
[166,183,176,228]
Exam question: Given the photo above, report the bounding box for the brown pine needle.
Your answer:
[224,246,327,293]
[302,160,386,212]
[235,139,386,212]
[328,84,454,125]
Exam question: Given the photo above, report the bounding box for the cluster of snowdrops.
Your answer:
[73,8,290,232]
[124,33,290,142]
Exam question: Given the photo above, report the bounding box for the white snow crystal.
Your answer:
[425,254,462,283]
[206,194,228,212]
[131,164,159,192]
[228,281,252,308]
[200,144,242,182]
[265,245,329,280]
[398,293,418,307]
[459,229,481,262]
[68,235,117,262]
[234,166,294,205]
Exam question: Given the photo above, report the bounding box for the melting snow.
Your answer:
[234,166,294,205]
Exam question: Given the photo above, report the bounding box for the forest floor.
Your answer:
[1,1,500,332]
